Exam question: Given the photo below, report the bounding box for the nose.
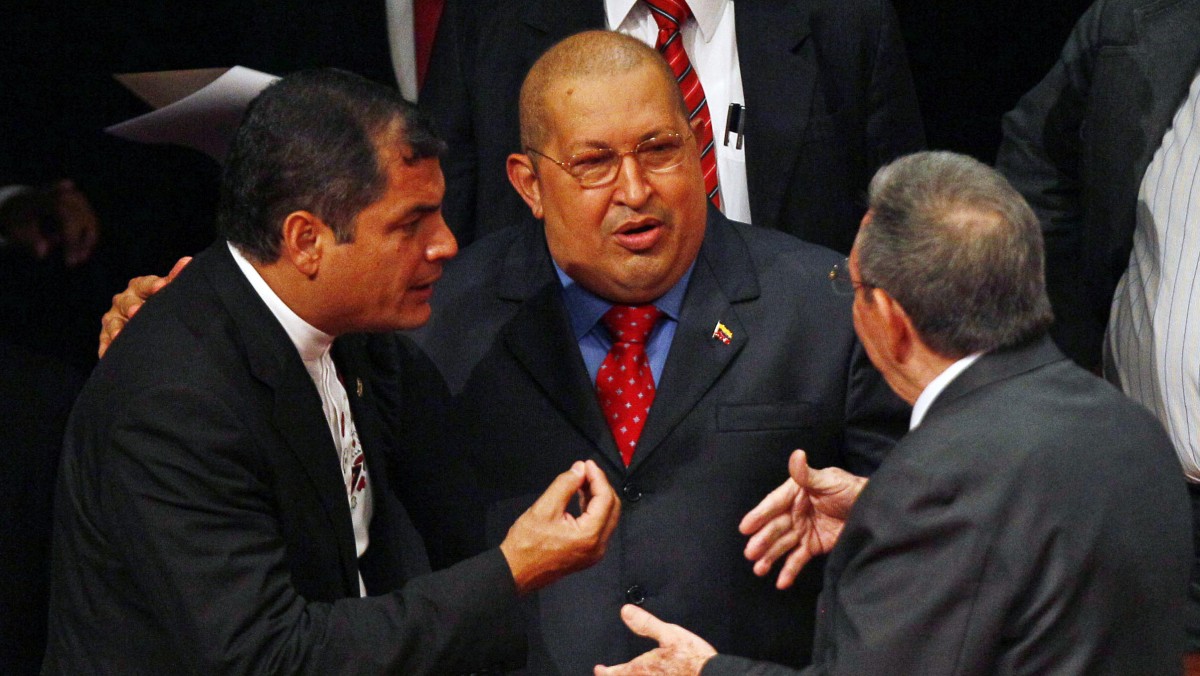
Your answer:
[425,211,458,262]
[612,153,653,209]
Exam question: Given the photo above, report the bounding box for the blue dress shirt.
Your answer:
[554,261,694,385]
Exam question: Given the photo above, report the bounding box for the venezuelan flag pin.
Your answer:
[712,322,733,345]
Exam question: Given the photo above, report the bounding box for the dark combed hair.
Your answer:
[859,151,1054,357]
[217,69,445,262]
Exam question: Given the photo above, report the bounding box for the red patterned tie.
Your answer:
[644,0,720,209]
[597,305,663,465]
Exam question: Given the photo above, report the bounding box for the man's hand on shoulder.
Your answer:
[98,256,191,357]
[500,459,620,595]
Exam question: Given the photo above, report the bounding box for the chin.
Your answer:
[393,305,433,331]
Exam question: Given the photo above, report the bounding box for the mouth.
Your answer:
[613,218,665,252]
[408,272,441,296]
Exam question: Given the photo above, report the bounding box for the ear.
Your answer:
[871,288,917,366]
[506,153,544,220]
[279,210,327,279]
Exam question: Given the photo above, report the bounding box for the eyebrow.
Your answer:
[566,129,681,150]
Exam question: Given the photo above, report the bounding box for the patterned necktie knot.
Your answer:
[602,304,663,346]
[645,0,691,32]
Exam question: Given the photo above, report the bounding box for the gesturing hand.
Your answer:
[740,449,866,589]
[593,605,716,676]
[500,460,620,594]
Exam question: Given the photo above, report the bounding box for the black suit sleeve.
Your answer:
[96,384,517,675]
[994,4,1102,366]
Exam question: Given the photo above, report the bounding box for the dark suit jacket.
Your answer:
[995,0,1200,368]
[410,211,907,673]
[43,242,521,675]
[705,336,1192,675]
[420,0,925,253]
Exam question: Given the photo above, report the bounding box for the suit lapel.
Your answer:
[520,0,606,35]
[497,229,624,467]
[518,0,607,63]
[202,244,361,594]
[737,0,815,228]
[630,211,757,471]
[332,336,431,590]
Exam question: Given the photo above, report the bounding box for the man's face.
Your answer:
[320,150,457,333]
[849,235,905,398]
[520,63,708,304]
[849,244,883,367]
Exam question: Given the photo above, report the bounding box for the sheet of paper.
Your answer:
[106,66,279,162]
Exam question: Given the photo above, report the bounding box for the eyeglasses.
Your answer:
[828,258,876,295]
[525,132,692,188]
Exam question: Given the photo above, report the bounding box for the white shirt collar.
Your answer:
[606,0,728,42]
[909,352,984,430]
[228,242,334,364]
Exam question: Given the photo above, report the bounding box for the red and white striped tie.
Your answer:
[644,0,721,208]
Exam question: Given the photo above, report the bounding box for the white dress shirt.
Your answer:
[229,243,374,596]
[1106,68,1200,481]
[910,353,983,431]
[385,0,419,100]
[608,0,751,224]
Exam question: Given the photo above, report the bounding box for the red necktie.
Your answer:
[413,0,444,89]
[597,305,663,465]
[644,0,721,209]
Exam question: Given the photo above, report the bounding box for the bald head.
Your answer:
[519,30,687,151]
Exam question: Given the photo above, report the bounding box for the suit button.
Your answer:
[621,482,642,502]
[625,584,646,605]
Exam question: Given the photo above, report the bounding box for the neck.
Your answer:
[891,345,959,406]
[253,260,341,337]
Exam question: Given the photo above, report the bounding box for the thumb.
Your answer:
[620,604,669,644]
[788,449,810,487]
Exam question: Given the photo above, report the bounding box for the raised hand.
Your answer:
[500,460,620,594]
[593,605,716,676]
[740,449,866,589]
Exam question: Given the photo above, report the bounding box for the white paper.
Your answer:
[106,66,279,162]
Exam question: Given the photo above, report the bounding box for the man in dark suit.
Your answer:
[994,1,1200,668]
[597,151,1192,676]
[421,0,925,253]
[44,69,620,674]
[412,31,906,674]
[995,0,1200,371]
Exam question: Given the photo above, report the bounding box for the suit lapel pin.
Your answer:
[712,322,733,345]
[355,378,363,398]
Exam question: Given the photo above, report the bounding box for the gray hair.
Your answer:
[858,151,1053,357]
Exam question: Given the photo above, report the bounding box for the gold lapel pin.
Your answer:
[356,378,364,398]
